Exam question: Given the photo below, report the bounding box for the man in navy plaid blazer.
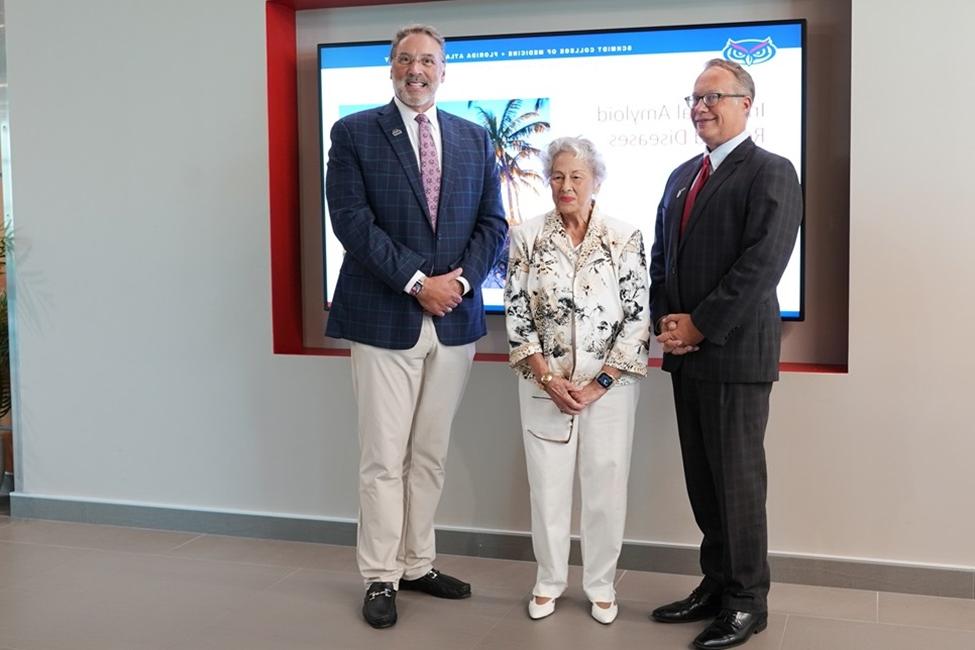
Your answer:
[324,25,506,629]
[648,59,802,649]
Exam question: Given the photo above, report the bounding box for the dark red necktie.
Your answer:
[679,155,711,238]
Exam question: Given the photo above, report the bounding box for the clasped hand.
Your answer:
[656,313,703,355]
[417,268,464,317]
[544,376,607,416]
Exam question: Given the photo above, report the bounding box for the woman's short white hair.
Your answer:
[541,136,607,186]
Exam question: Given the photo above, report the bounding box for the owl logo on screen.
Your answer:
[722,37,777,66]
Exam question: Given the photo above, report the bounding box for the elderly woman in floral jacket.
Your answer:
[505,136,651,625]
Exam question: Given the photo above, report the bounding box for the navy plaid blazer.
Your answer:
[649,138,803,383]
[324,100,507,349]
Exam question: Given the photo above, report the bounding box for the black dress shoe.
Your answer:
[693,609,767,649]
[399,568,471,599]
[650,586,721,623]
[362,581,397,628]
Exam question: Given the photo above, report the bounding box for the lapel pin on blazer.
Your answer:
[676,187,687,199]
[391,128,403,136]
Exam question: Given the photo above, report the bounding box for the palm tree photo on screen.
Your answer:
[447,98,550,290]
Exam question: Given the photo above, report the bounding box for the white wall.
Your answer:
[5,0,359,518]
[5,0,975,570]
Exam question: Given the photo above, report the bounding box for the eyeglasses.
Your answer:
[393,53,442,69]
[684,93,749,108]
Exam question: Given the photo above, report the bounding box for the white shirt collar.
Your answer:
[706,130,750,170]
[393,96,440,131]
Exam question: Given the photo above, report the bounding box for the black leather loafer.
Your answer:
[362,581,397,628]
[399,568,471,599]
[650,586,722,623]
[693,609,767,649]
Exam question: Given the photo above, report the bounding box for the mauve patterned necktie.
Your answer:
[679,154,711,238]
[415,113,440,230]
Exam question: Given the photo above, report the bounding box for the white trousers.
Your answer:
[520,377,639,604]
[350,316,475,586]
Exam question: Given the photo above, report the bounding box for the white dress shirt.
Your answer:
[392,95,443,169]
[706,129,751,170]
[392,97,471,296]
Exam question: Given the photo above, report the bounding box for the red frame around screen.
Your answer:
[265,0,844,372]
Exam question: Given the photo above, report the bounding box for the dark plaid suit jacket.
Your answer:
[324,100,506,349]
[649,138,803,383]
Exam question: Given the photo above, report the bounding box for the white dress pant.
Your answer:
[520,377,639,604]
[350,316,475,586]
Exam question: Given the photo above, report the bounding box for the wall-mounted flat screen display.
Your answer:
[319,19,805,319]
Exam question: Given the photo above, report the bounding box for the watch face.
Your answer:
[597,373,613,388]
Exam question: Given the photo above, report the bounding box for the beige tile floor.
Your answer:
[0,514,973,649]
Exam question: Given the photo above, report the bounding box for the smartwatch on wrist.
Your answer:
[595,372,615,390]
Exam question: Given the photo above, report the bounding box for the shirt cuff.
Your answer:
[457,276,471,295]
[404,271,427,294]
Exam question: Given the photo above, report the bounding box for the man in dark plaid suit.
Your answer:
[648,59,802,649]
[324,25,506,629]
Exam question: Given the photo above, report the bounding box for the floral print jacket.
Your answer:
[504,207,651,385]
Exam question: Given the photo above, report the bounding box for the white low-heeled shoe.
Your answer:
[527,596,556,620]
[591,601,618,624]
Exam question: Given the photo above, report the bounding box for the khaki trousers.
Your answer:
[520,378,639,604]
[350,316,475,586]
